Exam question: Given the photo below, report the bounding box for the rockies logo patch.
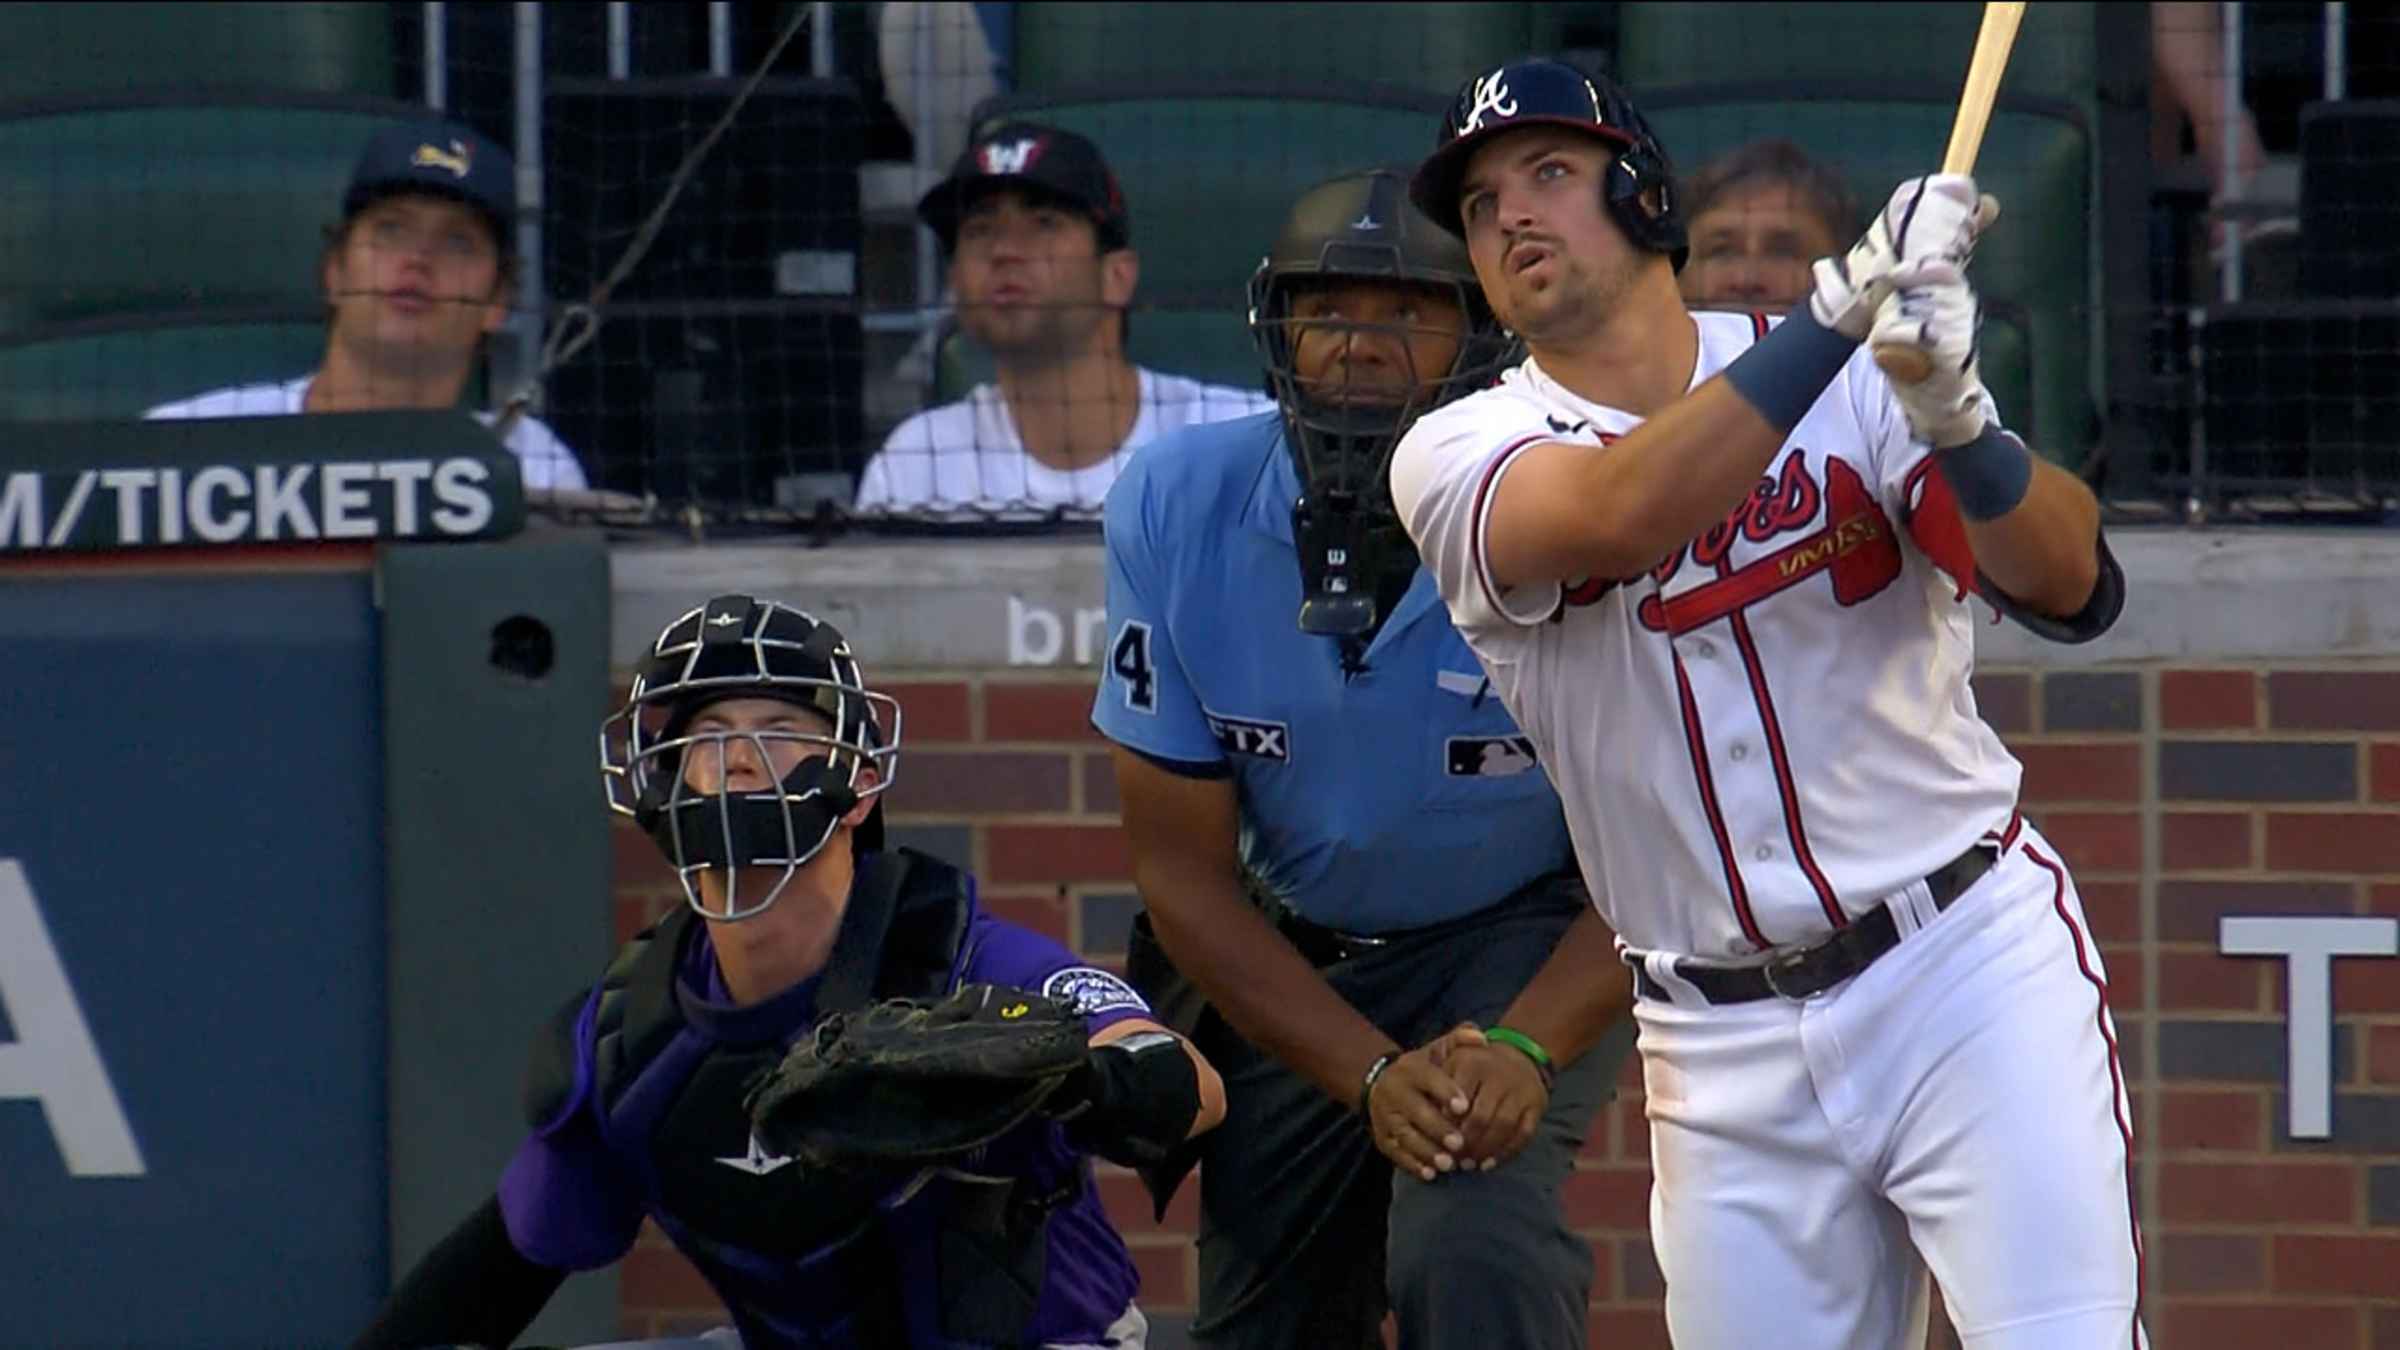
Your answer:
[1446,735,1538,777]
[1041,967,1149,1017]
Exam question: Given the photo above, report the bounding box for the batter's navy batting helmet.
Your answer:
[602,595,899,922]
[1410,58,1687,268]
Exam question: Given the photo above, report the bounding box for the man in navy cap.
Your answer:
[147,119,587,492]
[855,120,1266,522]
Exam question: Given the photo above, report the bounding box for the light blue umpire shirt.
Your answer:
[1091,410,1576,934]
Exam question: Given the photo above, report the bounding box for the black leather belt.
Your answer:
[1271,872,1584,969]
[1277,899,1507,968]
[1630,843,1998,1004]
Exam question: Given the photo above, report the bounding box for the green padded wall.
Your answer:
[1613,3,2097,110]
[1014,2,1550,95]
[0,2,396,103]
[0,102,418,328]
[378,524,617,1345]
[0,317,323,420]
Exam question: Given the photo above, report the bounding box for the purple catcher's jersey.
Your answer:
[496,902,1153,1348]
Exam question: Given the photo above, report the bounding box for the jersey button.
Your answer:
[1754,844,1775,862]
[1729,743,1750,762]
[1695,640,1718,658]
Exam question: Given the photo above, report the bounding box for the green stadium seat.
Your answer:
[1012,3,1558,97]
[0,100,425,328]
[973,89,1446,316]
[0,2,395,102]
[0,314,323,421]
[1612,3,2097,110]
[1646,98,2097,462]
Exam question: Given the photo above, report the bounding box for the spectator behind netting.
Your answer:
[855,122,1270,522]
[1675,138,1858,317]
[146,119,588,493]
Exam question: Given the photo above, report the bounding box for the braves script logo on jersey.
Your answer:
[1560,450,1903,632]
[978,137,1044,176]
[1461,72,1519,134]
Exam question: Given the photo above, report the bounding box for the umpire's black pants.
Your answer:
[1134,883,1633,1350]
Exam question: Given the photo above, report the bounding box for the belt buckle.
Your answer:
[1334,928,1392,957]
[1759,947,1817,1001]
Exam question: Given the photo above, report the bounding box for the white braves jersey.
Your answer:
[855,366,1269,521]
[1390,310,2018,959]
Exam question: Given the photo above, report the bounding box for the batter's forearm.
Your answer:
[1961,456,2101,617]
[1492,908,1632,1068]
[1139,870,1395,1106]
[1570,381,1799,576]
[1553,311,1862,582]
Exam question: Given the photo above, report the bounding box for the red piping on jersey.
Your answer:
[1671,648,1768,948]
[1470,433,1551,619]
[1749,311,1771,340]
[1722,589,1847,928]
[1985,808,2024,854]
[2029,842,2146,1347]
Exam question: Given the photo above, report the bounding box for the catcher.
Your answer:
[356,594,1224,1350]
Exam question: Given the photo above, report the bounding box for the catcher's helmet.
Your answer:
[1409,58,1686,268]
[600,595,900,922]
[1247,166,1517,639]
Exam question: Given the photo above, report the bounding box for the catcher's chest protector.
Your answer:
[539,850,1073,1347]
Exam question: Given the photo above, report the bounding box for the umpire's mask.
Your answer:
[601,595,900,923]
[1248,166,1517,644]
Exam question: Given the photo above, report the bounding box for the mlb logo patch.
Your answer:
[1447,735,1538,777]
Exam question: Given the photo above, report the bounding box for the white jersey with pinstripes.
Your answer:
[1388,309,2019,961]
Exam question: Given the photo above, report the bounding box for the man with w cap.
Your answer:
[855,121,1266,522]
[147,119,587,493]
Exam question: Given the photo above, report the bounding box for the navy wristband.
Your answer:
[1936,423,2034,521]
[1719,308,1858,434]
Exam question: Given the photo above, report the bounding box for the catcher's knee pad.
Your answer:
[1060,1030,1200,1169]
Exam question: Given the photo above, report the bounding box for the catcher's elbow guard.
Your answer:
[1059,1030,1200,1170]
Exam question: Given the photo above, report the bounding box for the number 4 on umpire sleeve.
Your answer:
[1110,621,1157,713]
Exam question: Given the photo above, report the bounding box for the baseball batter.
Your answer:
[1389,60,2142,1349]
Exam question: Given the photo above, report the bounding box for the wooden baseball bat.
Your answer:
[1871,0,2027,384]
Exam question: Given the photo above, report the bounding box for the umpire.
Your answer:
[1090,167,1635,1348]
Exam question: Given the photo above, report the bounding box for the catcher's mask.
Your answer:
[1247,166,1516,640]
[601,595,901,923]
[1409,57,1688,270]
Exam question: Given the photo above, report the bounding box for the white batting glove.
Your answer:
[1807,175,2001,340]
[1869,262,1992,448]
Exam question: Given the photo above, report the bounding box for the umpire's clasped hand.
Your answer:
[1365,1021,1552,1180]
[1365,1035,1473,1181]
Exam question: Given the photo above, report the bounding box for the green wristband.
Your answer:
[1486,1026,1556,1087]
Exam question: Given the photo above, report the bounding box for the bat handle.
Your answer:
[1872,343,1935,384]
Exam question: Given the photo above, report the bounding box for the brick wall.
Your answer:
[610,664,2400,1349]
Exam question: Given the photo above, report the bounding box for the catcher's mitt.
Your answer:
[745,982,1091,1168]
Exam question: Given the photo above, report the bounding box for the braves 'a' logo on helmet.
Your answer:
[1461,71,1520,135]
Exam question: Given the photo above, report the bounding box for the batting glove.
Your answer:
[1869,262,1992,448]
[1807,174,2001,340]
